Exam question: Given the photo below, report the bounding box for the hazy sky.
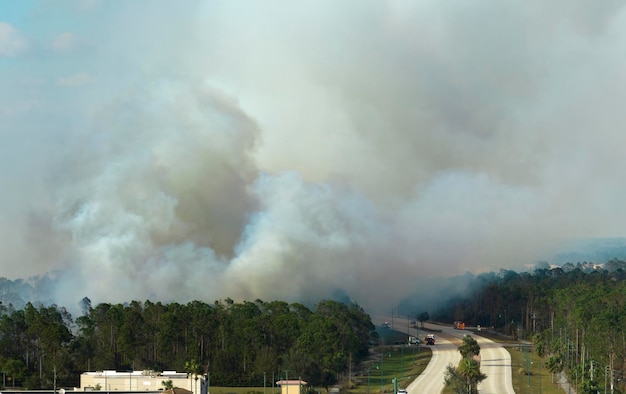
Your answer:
[2,0,626,311]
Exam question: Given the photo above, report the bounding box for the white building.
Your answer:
[79,370,202,393]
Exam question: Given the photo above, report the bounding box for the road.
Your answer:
[474,334,514,394]
[373,316,514,394]
[405,333,460,394]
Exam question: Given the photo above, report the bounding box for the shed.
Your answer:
[275,379,307,394]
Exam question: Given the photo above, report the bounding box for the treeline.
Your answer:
[0,298,376,390]
[432,258,626,393]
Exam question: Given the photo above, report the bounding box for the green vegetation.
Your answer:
[434,261,626,393]
[199,387,284,394]
[3,259,626,392]
[349,345,432,393]
[444,335,485,394]
[508,346,563,394]
[471,330,563,394]
[0,299,375,389]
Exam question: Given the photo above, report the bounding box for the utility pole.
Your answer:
[349,353,352,389]
[539,352,543,394]
[380,355,383,392]
[401,345,404,381]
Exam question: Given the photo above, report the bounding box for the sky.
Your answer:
[2,0,626,312]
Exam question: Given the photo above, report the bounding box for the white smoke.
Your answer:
[2,1,626,312]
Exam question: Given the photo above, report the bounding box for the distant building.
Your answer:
[275,379,307,394]
[79,370,202,393]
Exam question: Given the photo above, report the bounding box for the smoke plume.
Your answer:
[2,0,626,312]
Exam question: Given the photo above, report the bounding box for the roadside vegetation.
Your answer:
[443,335,485,394]
[432,260,626,394]
[508,345,564,394]
[348,345,432,394]
[471,330,564,394]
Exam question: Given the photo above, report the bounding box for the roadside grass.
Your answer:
[207,388,274,394]
[206,328,433,394]
[349,345,433,394]
[209,329,564,394]
[205,346,432,394]
[508,347,563,394]
[470,330,563,394]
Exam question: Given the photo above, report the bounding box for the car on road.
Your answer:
[425,334,435,345]
[408,336,420,345]
[397,389,408,394]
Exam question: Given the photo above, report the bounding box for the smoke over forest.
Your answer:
[2,1,626,313]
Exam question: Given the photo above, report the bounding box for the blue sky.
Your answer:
[2,0,626,310]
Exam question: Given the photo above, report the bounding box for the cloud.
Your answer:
[77,0,101,11]
[0,22,28,57]
[56,71,91,87]
[51,32,80,52]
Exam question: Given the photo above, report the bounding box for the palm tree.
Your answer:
[458,335,480,359]
[184,359,203,394]
[457,358,486,394]
[444,364,466,394]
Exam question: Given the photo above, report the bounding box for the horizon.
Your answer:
[2,238,625,317]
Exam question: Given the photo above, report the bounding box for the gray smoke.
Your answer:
[2,0,626,313]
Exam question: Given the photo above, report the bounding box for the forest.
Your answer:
[3,258,626,393]
[432,258,626,393]
[0,298,375,390]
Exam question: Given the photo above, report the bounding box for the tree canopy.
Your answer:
[434,261,626,393]
[0,299,375,389]
[445,333,486,393]
[458,335,480,360]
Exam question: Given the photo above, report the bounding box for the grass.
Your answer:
[466,330,564,394]
[441,329,564,394]
[349,345,433,394]
[210,328,564,394]
[203,346,432,394]
[508,347,563,394]
[208,388,272,394]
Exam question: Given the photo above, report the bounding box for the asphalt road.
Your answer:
[374,316,514,394]
[405,333,460,394]
[474,334,515,394]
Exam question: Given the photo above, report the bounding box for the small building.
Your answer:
[79,370,201,393]
[275,379,307,394]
